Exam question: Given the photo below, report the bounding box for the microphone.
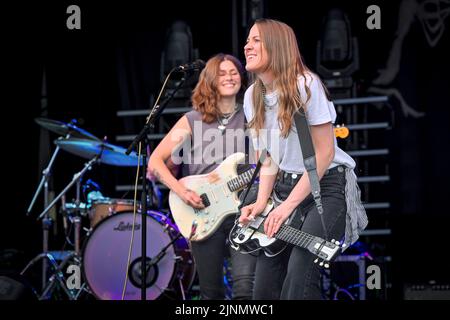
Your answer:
[174,59,205,73]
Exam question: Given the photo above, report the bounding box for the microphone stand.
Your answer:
[126,70,193,300]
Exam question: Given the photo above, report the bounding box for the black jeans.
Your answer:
[253,166,347,300]
[191,216,256,300]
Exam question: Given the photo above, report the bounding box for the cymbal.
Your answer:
[35,118,100,141]
[55,138,144,167]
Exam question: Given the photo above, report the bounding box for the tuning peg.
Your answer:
[319,261,324,267]
[331,239,336,243]
[341,243,346,248]
[334,240,340,246]
[314,258,319,264]
[324,263,330,269]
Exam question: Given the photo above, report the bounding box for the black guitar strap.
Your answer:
[238,148,267,210]
[293,110,328,240]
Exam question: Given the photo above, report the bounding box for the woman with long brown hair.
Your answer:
[239,19,368,300]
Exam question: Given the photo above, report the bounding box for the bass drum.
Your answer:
[82,211,195,300]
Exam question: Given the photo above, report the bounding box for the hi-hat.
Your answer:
[55,138,144,166]
[35,118,100,141]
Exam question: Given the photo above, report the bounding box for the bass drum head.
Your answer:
[82,211,189,300]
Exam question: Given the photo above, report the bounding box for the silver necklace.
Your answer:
[261,85,276,110]
[217,106,239,134]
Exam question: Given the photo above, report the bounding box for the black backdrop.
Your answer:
[3,0,450,298]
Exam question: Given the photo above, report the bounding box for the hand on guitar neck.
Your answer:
[231,199,345,266]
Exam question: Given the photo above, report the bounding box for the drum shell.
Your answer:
[81,211,195,300]
[88,199,137,228]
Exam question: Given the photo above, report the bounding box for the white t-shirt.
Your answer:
[243,72,355,173]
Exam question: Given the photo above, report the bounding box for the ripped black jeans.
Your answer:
[191,216,256,300]
[252,166,347,300]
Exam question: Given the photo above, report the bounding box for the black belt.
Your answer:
[277,165,345,185]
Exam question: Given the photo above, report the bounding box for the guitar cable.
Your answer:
[121,142,142,300]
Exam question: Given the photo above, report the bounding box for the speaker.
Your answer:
[330,255,367,300]
[0,276,37,300]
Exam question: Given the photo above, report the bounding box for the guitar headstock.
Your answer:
[313,239,346,268]
[334,125,350,139]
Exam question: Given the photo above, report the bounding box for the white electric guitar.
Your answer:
[229,198,345,267]
[169,152,254,241]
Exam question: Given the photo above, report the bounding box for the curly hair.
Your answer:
[191,53,246,123]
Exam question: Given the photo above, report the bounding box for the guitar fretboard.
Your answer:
[275,224,316,249]
[227,168,256,192]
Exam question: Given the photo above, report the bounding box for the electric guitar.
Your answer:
[169,126,348,242]
[169,152,254,241]
[229,198,344,267]
[334,125,349,139]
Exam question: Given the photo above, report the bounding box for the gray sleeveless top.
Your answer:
[183,106,247,176]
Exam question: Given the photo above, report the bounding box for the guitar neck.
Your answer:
[227,167,256,192]
[275,224,318,250]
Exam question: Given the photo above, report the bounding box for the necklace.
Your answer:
[261,86,276,110]
[217,105,239,135]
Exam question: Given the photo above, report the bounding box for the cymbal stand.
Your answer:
[22,153,101,299]
[37,153,100,221]
[21,252,75,300]
[26,134,71,291]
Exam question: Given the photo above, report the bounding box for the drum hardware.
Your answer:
[26,118,100,292]
[61,201,89,217]
[37,153,101,222]
[146,232,183,272]
[37,252,91,300]
[25,117,197,300]
[22,151,102,299]
[20,252,72,299]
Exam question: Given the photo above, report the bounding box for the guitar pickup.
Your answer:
[200,194,210,207]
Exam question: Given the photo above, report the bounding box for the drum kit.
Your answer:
[22,118,196,300]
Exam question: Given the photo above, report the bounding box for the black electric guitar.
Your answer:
[230,198,344,267]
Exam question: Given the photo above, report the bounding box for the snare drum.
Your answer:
[82,210,196,300]
[88,198,138,228]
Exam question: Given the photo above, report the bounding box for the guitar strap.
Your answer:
[237,149,267,210]
[293,110,329,240]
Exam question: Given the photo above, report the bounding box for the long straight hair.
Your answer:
[248,19,318,137]
[191,53,246,123]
